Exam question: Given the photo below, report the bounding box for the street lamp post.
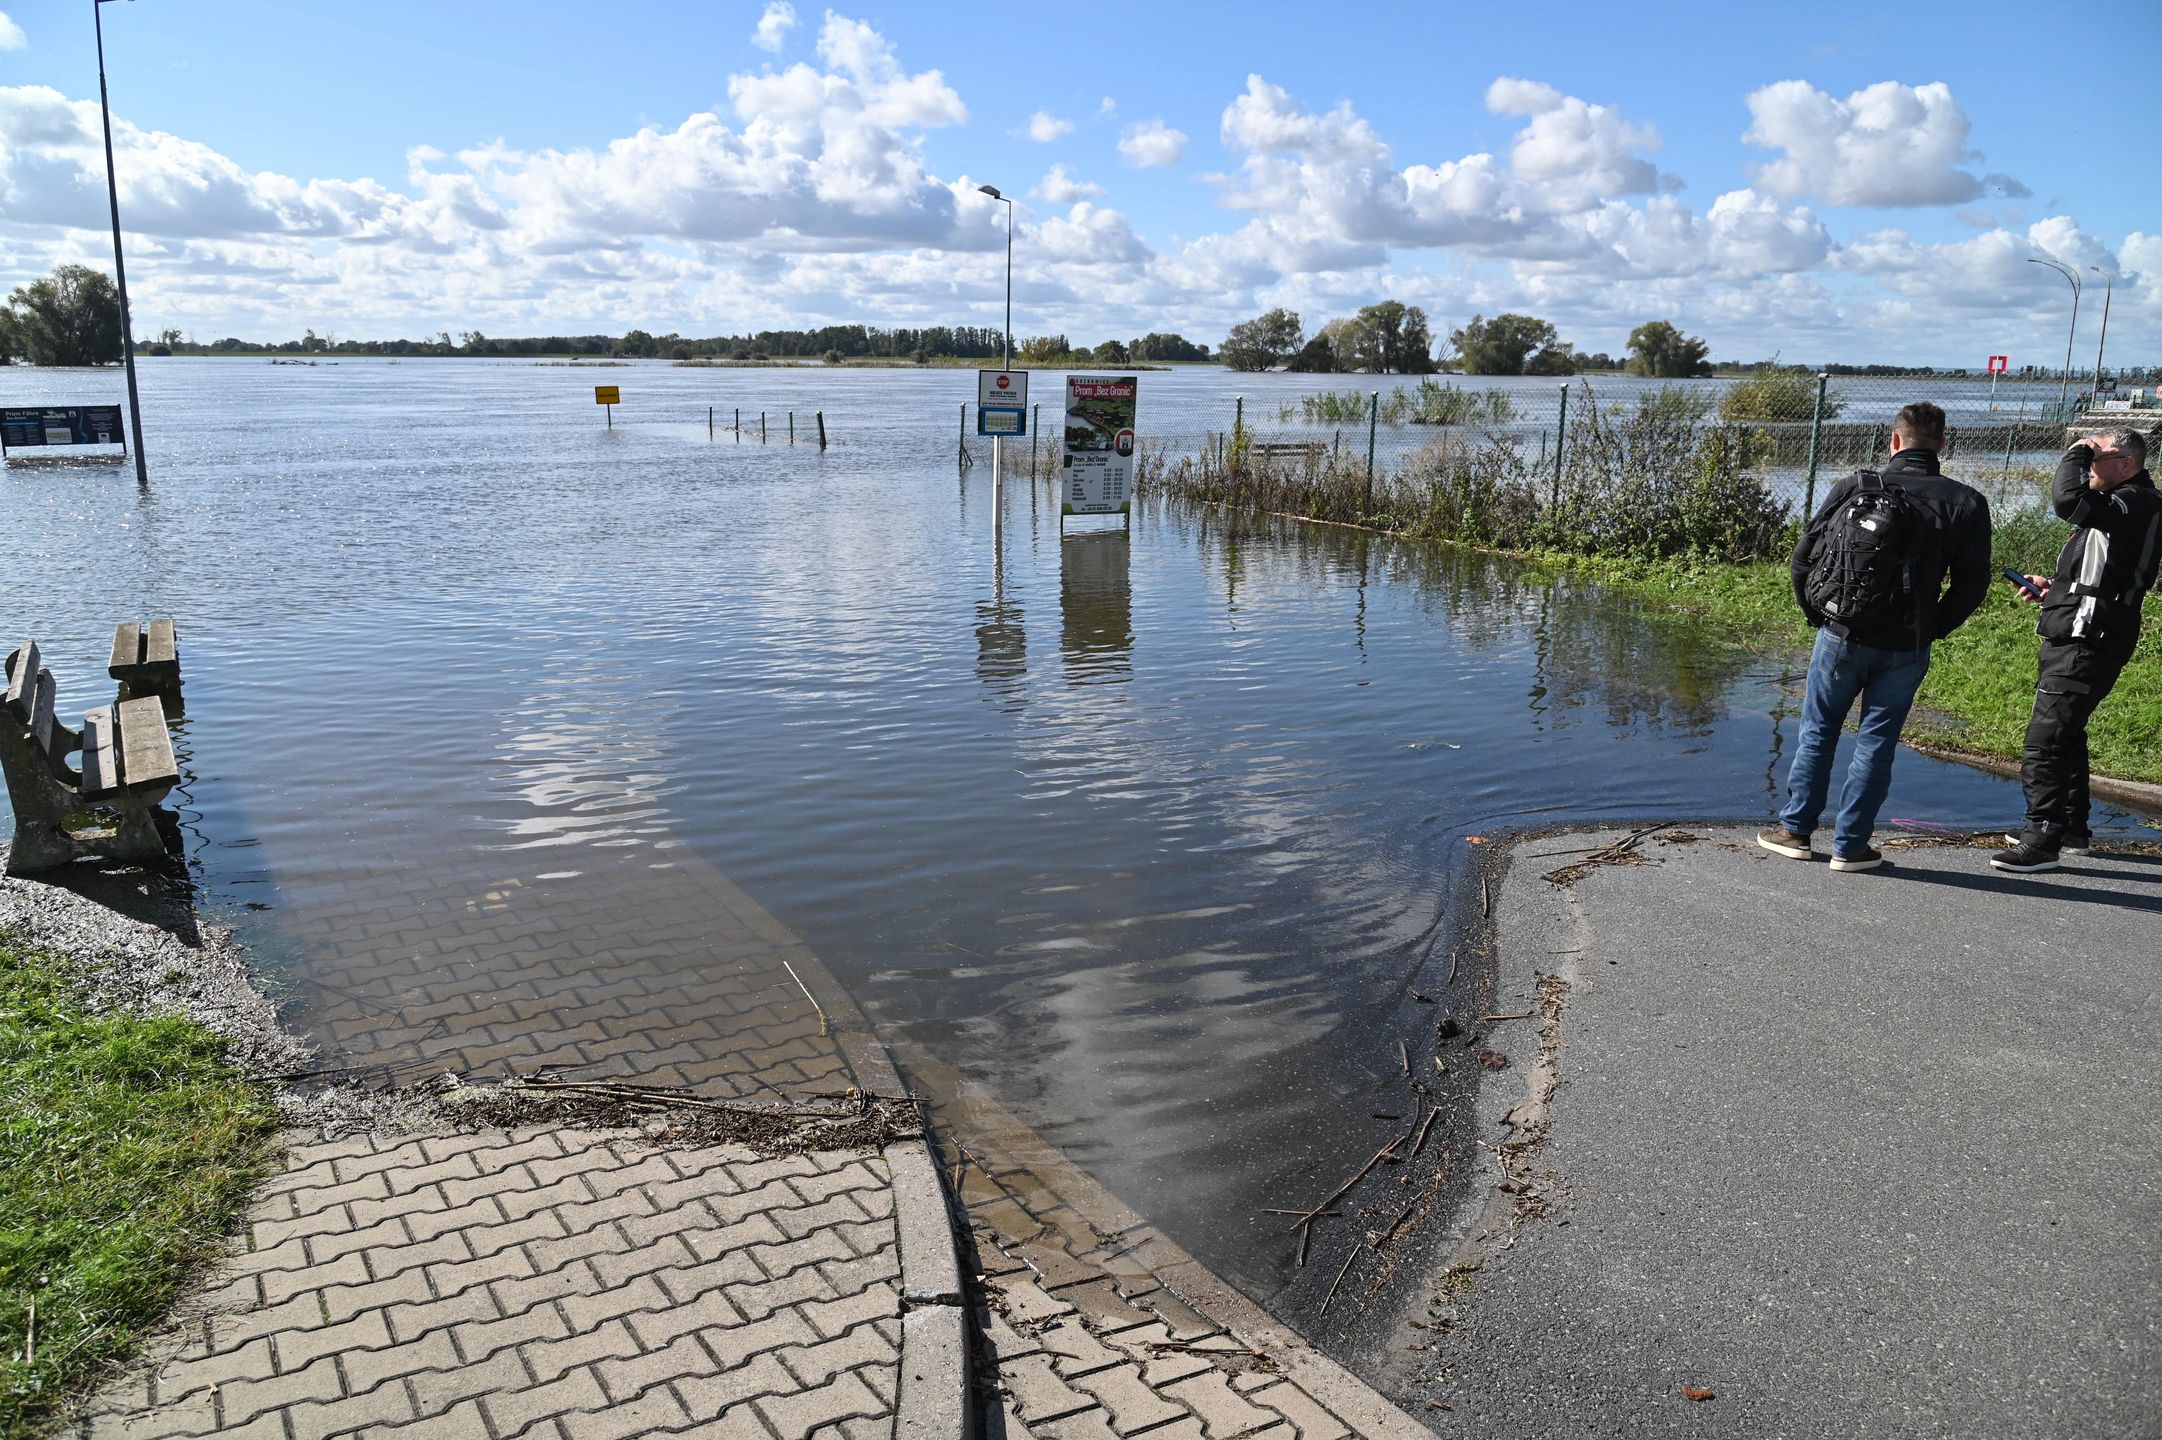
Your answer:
[94,0,149,488]
[2087,267,2114,395]
[2026,257,2081,418]
[977,184,1014,504]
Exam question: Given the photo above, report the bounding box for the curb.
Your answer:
[778,938,972,1440]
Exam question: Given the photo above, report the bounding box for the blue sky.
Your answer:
[2,0,2158,364]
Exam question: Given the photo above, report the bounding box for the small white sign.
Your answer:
[978,369,1028,409]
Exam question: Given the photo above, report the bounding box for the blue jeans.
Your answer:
[1778,630,1932,858]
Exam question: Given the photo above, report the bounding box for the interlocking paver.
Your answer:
[753,1368,888,1438]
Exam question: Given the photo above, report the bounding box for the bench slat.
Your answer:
[29,668,57,757]
[116,695,178,793]
[80,706,119,797]
[109,622,141,675]
[4,640,39,718]
[145,619,177,668]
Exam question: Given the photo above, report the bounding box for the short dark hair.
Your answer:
[2102,427,2148,467]
[1894,402,1947,451]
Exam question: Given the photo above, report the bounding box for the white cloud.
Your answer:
[1098,97,1117,118]
[750,1,796,51]
[1486,76,1670,209]
[1118,119,1187,168]
[0,11,24,51]
[1035,164,1103,205]
[1744,80,2020,208]
[1026,109,1073,143]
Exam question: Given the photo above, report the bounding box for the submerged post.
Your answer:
[789,412,796,445]
[817,411,827,451]
[709,405,714,438]
[1803,372,1829,519]
[1365,390,1380,510]
[761,412,767,443]
[1029,403,1039,479]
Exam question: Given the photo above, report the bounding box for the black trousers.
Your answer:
[2021,639,2132,843]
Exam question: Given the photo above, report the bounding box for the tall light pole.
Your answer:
[94,0,149,487]
[2087,266,2114,395]
[2026,256,2080,418]
[977,184,1013,503]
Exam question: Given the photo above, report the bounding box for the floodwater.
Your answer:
[0,359,2114,1308]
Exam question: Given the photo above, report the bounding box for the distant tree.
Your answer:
[5,265,124,367]
[1578,351,1619,371]
[1341,301,1435,374]
[0,307,15,366]
[1451,313,1573,376]
[1095,338,1131,364]
[910,347,928,366]
[1625,321,1712,378]
[1220,308,1302,371]
[1018,334,1071,363]
[1720,371,1845,423]
[1131,331,1208,362]
[821,347,843,364]
[618,329,657,358]
[1284,333,1339,372]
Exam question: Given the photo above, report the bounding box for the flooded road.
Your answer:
[1,358,2075,1306]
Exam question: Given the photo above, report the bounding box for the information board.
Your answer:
[977,368,1028,436]
[1061,375,1137,516]
[1,405,125,452]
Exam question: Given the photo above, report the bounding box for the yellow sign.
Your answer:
[594,386,620,405]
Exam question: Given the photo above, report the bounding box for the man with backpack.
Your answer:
[1759,401,1993,871]
[1991,429,2160,873]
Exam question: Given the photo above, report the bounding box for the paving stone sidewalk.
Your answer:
[78,1128,905,1440]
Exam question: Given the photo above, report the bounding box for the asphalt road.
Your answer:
[1422,824,2162,1439]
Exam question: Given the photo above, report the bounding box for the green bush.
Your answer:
[1719,371,1845,424]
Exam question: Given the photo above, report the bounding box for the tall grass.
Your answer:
[1279,381,1520,427]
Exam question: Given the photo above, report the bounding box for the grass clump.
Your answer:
[0,935,278,1436]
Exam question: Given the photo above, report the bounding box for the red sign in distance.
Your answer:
[1987,355,2008,374]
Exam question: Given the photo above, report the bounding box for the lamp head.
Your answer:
[977,184,1002,201]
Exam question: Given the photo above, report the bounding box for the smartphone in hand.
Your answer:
[2002,569,2044,599]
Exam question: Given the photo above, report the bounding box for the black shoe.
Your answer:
[1757,827,1814,860]
[1829,847,1883,872]
[2005,831,2090,855]
[1990,841,2060,873]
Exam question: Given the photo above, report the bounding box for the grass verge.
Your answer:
[0,933,278,1436]
[1527,551,2162,785]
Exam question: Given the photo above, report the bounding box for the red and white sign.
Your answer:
[977,369,1029,409]
[1987,355,2009,374]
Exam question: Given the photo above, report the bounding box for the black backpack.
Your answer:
[1804,472,1929,634]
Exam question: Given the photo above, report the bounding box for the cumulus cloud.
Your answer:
[0,11,23,51]
[1118,119,1187,167]
[1486,76,1671,206]
[1026,109,1073,142]
[750,1,796,51]
[1035,164,1103,205]
[1744,80,2020,208]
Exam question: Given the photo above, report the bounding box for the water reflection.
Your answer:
[975,518,1026,701]
[1060,530,1133,685]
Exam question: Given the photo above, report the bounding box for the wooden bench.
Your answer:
[2,639,180,873]
[110,618,183,702]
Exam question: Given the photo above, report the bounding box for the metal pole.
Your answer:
[816,411,827,451]
[1234,395,1245,478]
[95,0,149,488]
[2088,269,2113,393]
[1365,390,1379,510]
[1803,372,1828,518]
[1551,383,1568,510]
[735,407,741,439]
[709,405,714,438]
[1029,403,1039,480]
[2004,397,2022,478]
[789,412,795,445]
[2027,257,2080,417]
[761,412,767,443]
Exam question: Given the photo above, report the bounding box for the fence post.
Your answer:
[1803,372,1829,518]
[761,412,768,443]
[1551,383,1568,511]
[709,406,714,438]
[1030,403,1039,479]
[959,403,967,468]
[1365,390,1380,511]
[789,412,796,445]
[2003,398,2023,478]
[816,411,827,451]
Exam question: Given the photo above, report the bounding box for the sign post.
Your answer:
[1060,375,1138,533]
[1987,354,2008,412]
[978,369,1028,507]
[595,384,620,429]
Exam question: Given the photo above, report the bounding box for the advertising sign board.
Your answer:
[977,369,1028,436]
[1062,375,1137,517]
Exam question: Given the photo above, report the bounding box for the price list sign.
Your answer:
[1061,376,1138,516]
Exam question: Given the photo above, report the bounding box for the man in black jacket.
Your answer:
[1993,428,2161,873]
[1759,401,1993,871]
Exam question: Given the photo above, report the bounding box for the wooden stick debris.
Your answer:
[782,958,831,1037]
[1320,1244,1360,1314]
[1481,1012,1534,1023]
[1262,1207,1340,1216]
[1481,877,1491,917]
[1371,1202,1418,1249]
[1408,1106,1442,1160]
[1397,1040,1410,1078]
[1286,1135,1405,1232]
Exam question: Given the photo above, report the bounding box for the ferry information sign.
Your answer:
[1,405,125,452]
[977,369,1028,436]
[1062,375,1138,515]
